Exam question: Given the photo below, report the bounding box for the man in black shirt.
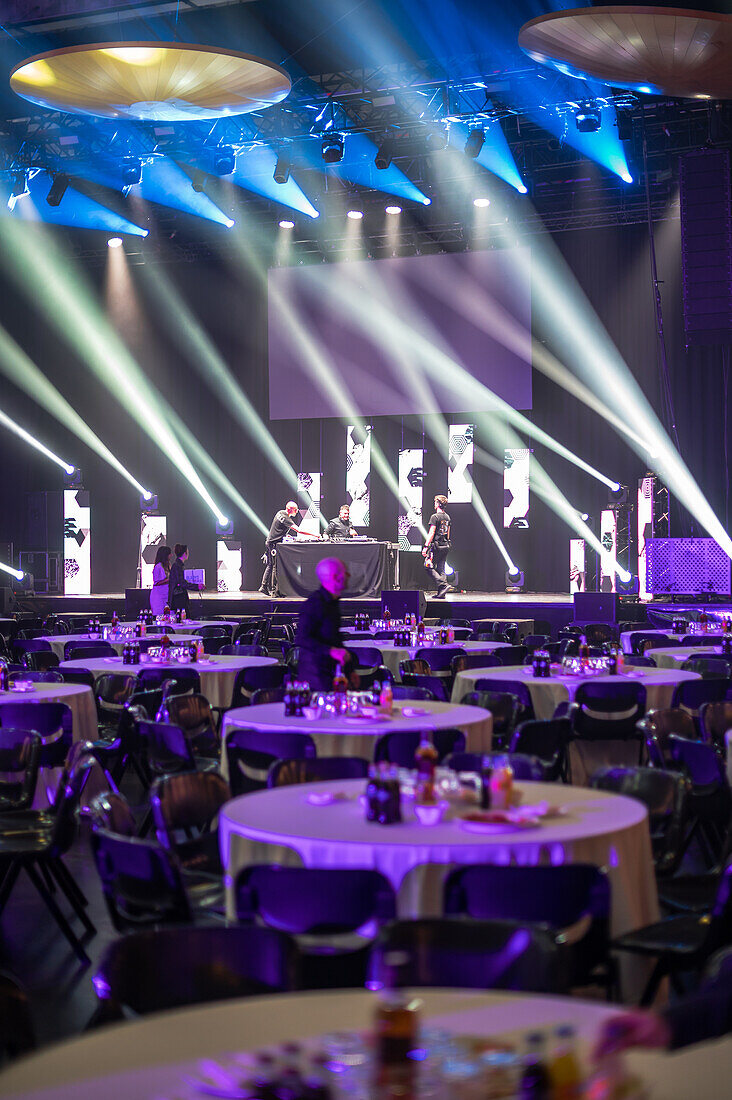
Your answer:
[422,494,453,598]
[296,558,351,690]
[259,501,306,595]
[325,504,357,540]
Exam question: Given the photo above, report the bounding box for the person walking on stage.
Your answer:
[325,504,357,540]
[168,543,204,612]
[422,494,453,599]
[149,545,172,617]
[295,558,351,691]
[259,501,312,596]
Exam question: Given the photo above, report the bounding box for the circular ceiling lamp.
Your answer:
[518,7,732,100]
[10,42,291,121]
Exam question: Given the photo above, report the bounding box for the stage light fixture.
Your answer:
[346,202,364,220]
[575,105,601,133]
[216,517,234,536]
[374,139,394,171]
[0,561,24,582]
[46,173,69,206]
[107,236,123,248]
[465,128,485,159]
[617,572,639,594]
[322,134,344,164]
[140,491,158,511]
[273,151,291,185]
[473,197,491,208]
[191,169,207,193]
[609,483,628,504]
[121,158,142,187]
[63,465,82,488]
[385,204,402,215]
[279,218,295,229]
[505,567,525,591]
[213,148,235,176]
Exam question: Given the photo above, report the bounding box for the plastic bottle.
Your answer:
[332,662,348,712]
[480,756,493,809]
[415,732,438,803]
[379,678,393,715]
[374,951,420,1093]
[371,678,381,707]
[519,1032,551,1099]
[489,754,514,811]
[548,1024,582,1100]
[417,617,425,641]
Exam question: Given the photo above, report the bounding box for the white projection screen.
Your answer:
[268,248,532,418]
[63,489,90,595]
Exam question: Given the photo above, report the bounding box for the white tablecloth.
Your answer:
[4,988,728,1100]
[59,655,276,709]
[221,699,493,777]
[649,645,725,670]
[118,619,241,634]
[347,640,509,679]
[38,633,200,660]
[620,630,685,654]
[220,778,659,949]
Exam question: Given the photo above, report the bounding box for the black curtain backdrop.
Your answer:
[0,216,729,594]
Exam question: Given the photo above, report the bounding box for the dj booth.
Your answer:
[275,539,399,597]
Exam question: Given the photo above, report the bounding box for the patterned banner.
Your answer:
[569,538,586,593]
[398,448,424,551]
[297,472,321,537]
[600,508,618,593]
[63,489,90,595]
[346,425,371,527]
[503,448,530,528]
[139,514,167,589]
[448,424,474,504]
[216,539,242,593]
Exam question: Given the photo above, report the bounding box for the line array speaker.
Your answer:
[679,149,732,346]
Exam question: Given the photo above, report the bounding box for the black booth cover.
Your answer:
[275,541,391,598]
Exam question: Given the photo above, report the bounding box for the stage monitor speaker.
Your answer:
[573,592,620,623]
[680,149,732,346]
[125,588,151,619]
[382,589,427,621]
[0,587,16,614]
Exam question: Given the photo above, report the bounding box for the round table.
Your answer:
[118,619,242,634]
[347,640,509,679]
[59,654,277,710]
[219,778,658,946]
[0,681,100,808]
[3,988,726,1100]
[649,645,725,670]
[451,664,700,717]
[220,699,493,777]
[38,633,200,660]
[620,629,685,654]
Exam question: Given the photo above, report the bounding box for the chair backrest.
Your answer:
[667,735,730,791]
[399,673,449,702]
[472,679,533,713]
[391,685,436,701]
[219,643,268,657]
[494,645,529,666]
[137,720,196,776]
[24,650,61,672]
[398,658,431,676]
[680,656,732,679]
[347,645,384,668]
[194,625,233,639]
[135,667,201,694]
[641,707,699,767]
[672,677,729,715]
[591,765,688,874]
[151,770,231,837]
[368,918,563,993]
[47,746,95,856]
[92,925,298,1014]
[475,631,511,643]
[158,693,218,757]
[414,647,466,672]
[90,828,193,932]
[0,730,41,811]
[230,664,286,707]
[9,669,63,683]
[629,633,671,655]
[623,655,656,668]
[250,686,286,707]
[699,701,732,750]
[571,681,646,742]
[681,634,725,646]
[12,638,52,655]
[584,624,618,646]
[60,668,96,690]
[225,728,316,796]
[446,751,546,781]
[374,729,466,768]
[510,717,572,764]
[96,673,137,711]
[66,644,115,661]
[268,756,369,787]
[236,865,396,934]
[451,653,501,676]
[0,700,73,770]
[88,790,138,836]
[522,634,550,652]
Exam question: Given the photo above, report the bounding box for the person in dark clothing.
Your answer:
[422,494,453,598]
[593,949,732,1057]
[168,544,203,611]
[296,558,350,691]
[326,504,357,540]
[259,501,309,596]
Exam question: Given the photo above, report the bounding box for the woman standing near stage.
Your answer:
[149,545,172,617]
[168,543,204,612]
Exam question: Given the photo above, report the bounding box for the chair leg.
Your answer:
[639,958,667,1007]
[51,857,89,908]
[0,860,22,914]
[24,862,90,966]
[39,861,57,895]
[47,860,96,936]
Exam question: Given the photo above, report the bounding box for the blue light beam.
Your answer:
[229,145,319,218]
[330,132,431,205]
[448,119,528,193]
[136,157,234,227]
[6,170,148,235]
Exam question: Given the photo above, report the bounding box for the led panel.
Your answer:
[346,425,371,527]
[570,538,586,593]
[448,424,474,504]
[297,472,321,537]
[63,489,90,595]
[216,539,242,593]
[398,448,424,551]
[600,508,617,593]
[139,513,167,589]
[504,448,530,528]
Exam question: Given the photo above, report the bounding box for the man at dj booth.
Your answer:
[325,504,357,540]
